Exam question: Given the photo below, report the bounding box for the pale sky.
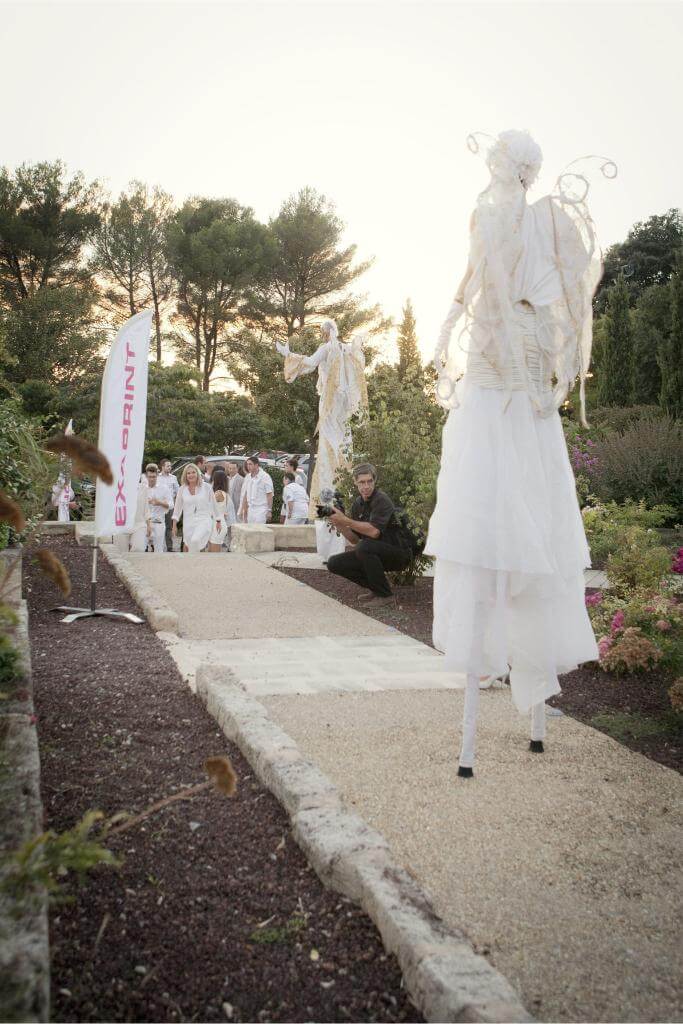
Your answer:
[4,1,682,363]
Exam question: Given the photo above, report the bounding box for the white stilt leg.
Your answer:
[459,673,481,769]
[531,701,546,742]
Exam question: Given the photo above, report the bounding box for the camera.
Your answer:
[316,488,345,520]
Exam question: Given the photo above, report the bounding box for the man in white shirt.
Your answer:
[159,459,180,552]
[143,463,173,553]
[240,456,274,524]
[226,462,244,520]
[285,457,307,489]
[281,472,309,524]
[195,455,211,483]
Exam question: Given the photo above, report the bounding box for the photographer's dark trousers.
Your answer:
[327,538,410,597]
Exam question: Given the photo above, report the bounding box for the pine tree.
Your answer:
[632,322,662,405]
[659,248,683,418]
[597,274,634,407]
[397,299,421,381]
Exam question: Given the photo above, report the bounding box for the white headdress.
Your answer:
[321,318,339,343]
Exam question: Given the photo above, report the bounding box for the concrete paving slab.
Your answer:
[156,632,457,694]
[260,686,683,1024]
[120,551,390,640]
[584,568,610,589]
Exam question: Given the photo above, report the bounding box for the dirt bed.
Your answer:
[25,536,421,1023]
[277,566,682,774]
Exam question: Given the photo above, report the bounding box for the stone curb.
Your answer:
[100,545,179,633]
[0,600,50,1023]
[197,664,533,1024]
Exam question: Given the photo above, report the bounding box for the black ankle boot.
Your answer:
[457,765,474,778]
[529,740,544,753]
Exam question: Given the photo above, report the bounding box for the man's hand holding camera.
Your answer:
[327,508,380,544]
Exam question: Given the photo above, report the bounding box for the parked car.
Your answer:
[275,453,310,471]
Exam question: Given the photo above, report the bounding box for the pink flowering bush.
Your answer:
[672,548,683,575]
[600,627,662,674]
[610,609,625,634]
[586,587,682,676]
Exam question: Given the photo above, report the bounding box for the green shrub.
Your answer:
[590,416,683,513]
[588,404,663,436]
[0,633,21,687]
[1,810,119,903]
[0,401,54,547]
[268,466,285,521]
[606,532,673,594]
[582,499,678,564]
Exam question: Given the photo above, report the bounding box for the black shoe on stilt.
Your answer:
[529,740,544,753]
[457,765,474,778]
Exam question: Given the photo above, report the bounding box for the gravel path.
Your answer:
[261,688,683,1023]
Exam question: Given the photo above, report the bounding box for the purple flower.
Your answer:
[585,591,603,606]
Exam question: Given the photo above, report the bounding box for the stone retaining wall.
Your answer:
[0,594,50,1022]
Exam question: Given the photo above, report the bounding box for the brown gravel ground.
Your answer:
[25,536,422,1024]
[277,566,682,775]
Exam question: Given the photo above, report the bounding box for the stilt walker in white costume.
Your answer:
[275,320,368,509]
[426,129,616,777]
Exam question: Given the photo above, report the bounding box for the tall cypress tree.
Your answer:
[597,274,634,407]
[659,248,683,418]
[397,299,421,381]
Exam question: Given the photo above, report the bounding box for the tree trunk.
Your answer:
[148,263,162,362]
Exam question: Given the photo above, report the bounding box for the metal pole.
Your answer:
[90,536,98,612]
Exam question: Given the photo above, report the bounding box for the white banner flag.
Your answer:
[95,310,153,535]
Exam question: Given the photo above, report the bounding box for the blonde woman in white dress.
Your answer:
[171,463,215,553]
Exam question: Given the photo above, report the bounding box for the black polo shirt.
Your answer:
[350,488,402,546]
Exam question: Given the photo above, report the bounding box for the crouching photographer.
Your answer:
[325,463,410,606]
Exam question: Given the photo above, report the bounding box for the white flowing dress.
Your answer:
[208,491,236,546]
[426,198,599,714]
[173,482,214,553]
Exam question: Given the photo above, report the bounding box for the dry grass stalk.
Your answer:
[0,491,26,532]
[107,754,237,837]
[35,548,72,596]
[205,755,237,796]
[45,435,113,486]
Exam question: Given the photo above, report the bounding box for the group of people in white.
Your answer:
[128,454,309,554]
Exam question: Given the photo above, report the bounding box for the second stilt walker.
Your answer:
[426,129,616,776]
[275,319,368,511]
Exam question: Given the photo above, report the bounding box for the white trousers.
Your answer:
[459,675,547,768]
[247,507,268,524]
[148,521,166,553]
[129,525,147,553]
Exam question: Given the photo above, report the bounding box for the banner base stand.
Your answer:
[53,606,144,625]
[50,537,144,625]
